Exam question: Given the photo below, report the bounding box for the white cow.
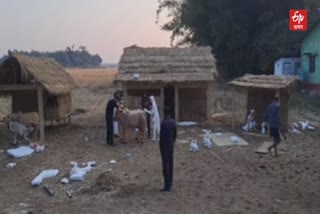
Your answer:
[144,95,161,142]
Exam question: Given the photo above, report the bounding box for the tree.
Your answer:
[3,46,104,68]
[157,0,307,78]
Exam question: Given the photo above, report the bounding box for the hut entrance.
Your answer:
[164,85,175,119]
[247,89,276,126]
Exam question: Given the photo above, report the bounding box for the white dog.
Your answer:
[144,95,160,142]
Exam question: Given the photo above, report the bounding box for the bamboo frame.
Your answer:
[0,84,37,91]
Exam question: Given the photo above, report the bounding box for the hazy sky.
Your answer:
[0,0,171,63]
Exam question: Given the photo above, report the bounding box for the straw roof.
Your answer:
[1,52,76,95]
[229,74,298,90]
[115,46,217,83]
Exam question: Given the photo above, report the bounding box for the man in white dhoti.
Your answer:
[144,95,161,142]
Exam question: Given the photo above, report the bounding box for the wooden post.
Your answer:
[175,86,179,122]
[232,87,236,130]
[207,82,214,122]
[160,87,164,120]
[122,84,128,105]
[37,83,45,143]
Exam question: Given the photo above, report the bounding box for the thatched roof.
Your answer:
[115,46,217,83]
[1,52,76,95]
[229,74,298,90]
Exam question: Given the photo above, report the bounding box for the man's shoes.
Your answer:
[160,187,170,192]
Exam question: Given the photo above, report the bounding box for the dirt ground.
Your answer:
[0,68,320,214]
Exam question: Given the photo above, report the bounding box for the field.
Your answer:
[0,68,320,214]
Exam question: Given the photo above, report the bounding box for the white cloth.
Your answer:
[113,121,119,135]
[144,96,160,141]
[31,169,59,186]
[113,108,119,135]
[7,146,34,158]
[179,121,197,126]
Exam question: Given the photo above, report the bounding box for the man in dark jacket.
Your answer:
[159,107,177,192]
[141,93,151,139]
[105,91,121,146]
[264,97,281,156]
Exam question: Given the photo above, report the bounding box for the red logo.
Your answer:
[289,10,307,31]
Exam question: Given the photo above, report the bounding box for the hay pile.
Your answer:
[82,172,121,195]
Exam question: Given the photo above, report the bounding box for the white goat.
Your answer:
[190,139,199,152]
[203,129,212,149]
[243,109,257,132]
[9,121,34,145]
[144,95,161,142]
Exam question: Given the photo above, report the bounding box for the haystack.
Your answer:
[228,74,298,130]
[114,46,217,122]
[0,52,77,142]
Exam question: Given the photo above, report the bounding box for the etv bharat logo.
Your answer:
[289,10,307,31]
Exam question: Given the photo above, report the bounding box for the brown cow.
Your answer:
[3,112,39,142]
[115,106,147,144]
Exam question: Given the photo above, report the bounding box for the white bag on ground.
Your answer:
[230,136,240,144]
[7,146,34,158]
[31,169,59,186]
[69,161,96,181]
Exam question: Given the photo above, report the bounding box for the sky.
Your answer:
[0,0,171,63]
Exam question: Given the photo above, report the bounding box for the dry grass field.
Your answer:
[0,68,320,214]
[67,68,118,88]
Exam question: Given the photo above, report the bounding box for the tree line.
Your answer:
[157,0,320,79]
[1,45,103,68]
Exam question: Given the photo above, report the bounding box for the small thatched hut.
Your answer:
[228,74,298,130]
[114,46,218,122]
[0,52,77,142]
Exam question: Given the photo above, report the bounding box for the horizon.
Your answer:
[0,0,171,63]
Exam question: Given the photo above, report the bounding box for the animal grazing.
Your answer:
[144,95,161,142]
[3,112,40,141]
[115,105,147,144]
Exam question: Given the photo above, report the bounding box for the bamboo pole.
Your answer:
[232,87,236,130]
[175,86,179,121]
[37,83,45,143]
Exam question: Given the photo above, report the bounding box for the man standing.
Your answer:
[159,107,177,192]
[264,97,281,157]
[105,91,120,146]
[141,93,151,139]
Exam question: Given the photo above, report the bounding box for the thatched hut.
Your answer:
[114,46,218,122]
[0,52,77,142]
[228,74,298,130]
